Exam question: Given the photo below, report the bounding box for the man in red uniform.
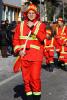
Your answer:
[55,17,67,70]
[13,3,46,100]
[44,29,55,72]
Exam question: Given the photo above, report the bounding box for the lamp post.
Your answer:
[40,0,42,20]
[62,1,64,20]
[40,0,46,21]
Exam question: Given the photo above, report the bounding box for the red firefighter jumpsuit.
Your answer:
[13,19,46,96]
[55,24,67,69]
[44,30,55,71]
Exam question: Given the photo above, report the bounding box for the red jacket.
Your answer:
[59,46,67,64]
[13,19,46,61]
[55,25,67,52]
[44,38,55,58]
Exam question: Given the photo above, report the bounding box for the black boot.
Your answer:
[49,63,54,72]
[26,95,33,100]
[64,65,67,71]
[33,95,41,100]
[54,58,59,69]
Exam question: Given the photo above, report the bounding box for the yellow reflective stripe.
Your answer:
[19,36,28,39]
[50,49,54,51]
[56,26,66,35]
[14,44,40,51]
[20,21,24,36]
[59,56,64,58]
[26,92,32,96]
[20,21,41,37]
[61,26,66,35]
[61,46,67,54]
[20,44,25,48]
[45,46,53,48]
[19,36,38,40]
[61,37,65,39]
[33,92,41,95]
[44,38,54,47]
[51,38,54,46]
[64,39,67,41]
[34,21,41,35]
[56,27,58,35]
[30,44,40,50]
[50,62,54,63]
[60,52,67,54]
[14,45,20,51]
[14,44,25,51]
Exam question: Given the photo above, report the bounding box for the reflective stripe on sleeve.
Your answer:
[30,44,40,50]
[34,21,41,35]
[14,45,20,52]
[19,36,38,40]
[59,56,64,58]
[20,21,24,36]
[50,61,54,63]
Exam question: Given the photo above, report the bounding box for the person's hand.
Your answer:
[19,50,26,57]
[27,21,34,28]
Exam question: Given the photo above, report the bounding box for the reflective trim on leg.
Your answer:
[26,91,33,96]
[61,64,65,66]
[33,92,41,95]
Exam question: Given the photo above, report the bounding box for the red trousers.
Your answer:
[59,51,67,65]
[21,60,42,95]
[44,49,54,64]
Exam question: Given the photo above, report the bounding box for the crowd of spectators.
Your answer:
[0,19,17,57]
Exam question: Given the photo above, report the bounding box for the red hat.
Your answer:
[26,4,37,13]
[57,17,64,22]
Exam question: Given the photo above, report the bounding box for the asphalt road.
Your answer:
[0,66,67,100]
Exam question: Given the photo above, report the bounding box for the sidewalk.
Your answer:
[0,50,16,72]
[0,51,17,82]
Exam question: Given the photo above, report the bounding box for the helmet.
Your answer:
[26,4,37,13]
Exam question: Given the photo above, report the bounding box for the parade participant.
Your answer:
[44,29,55,72]
[13,3,46,100]
[55,17,67,70]
[59,40,67,71]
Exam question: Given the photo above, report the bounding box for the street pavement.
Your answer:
[0,54,16,82]
[0,54,67,100]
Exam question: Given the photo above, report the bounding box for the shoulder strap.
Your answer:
[61,26,66,35]
[51,38,54,46]
[20,21,24,36]
[34,21,41,35]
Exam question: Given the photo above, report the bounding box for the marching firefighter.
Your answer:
[13,3,46,100]
[55,17,67,70]
[44,29,55,72]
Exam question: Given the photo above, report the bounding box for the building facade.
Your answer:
[0,0,21,23]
